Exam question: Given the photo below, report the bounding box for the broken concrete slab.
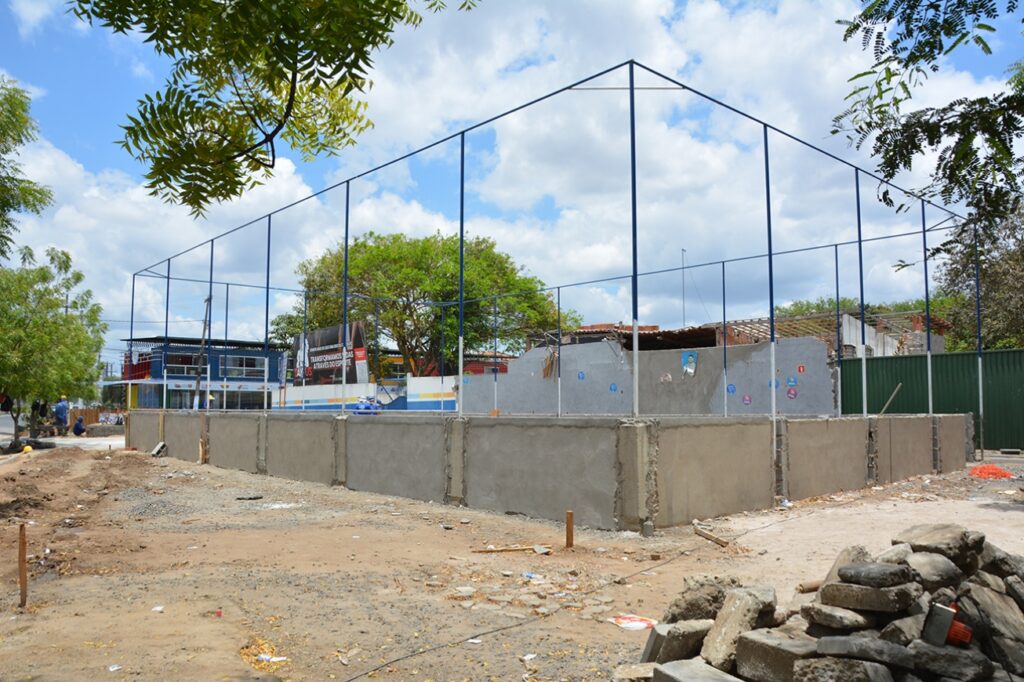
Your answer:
[642,624,672,663]
[961,583,1024,643]
[969,570,1007,594]
[816,636,915,670]
[875,543,913,564]
[905,552,963,591]
[662,574,744,623]
[801,602,876,631]
[838,563,913,588]
[1006,575,1024,613]
[701,587,777,671]
[819,582,923,613]
[653,658,742,681]
[735,627,818,682]
[613,662,657,682]
[892,524,973,567]
[656,619,714,663]
[793,657,894,682]
[991,636,1024,676]
[879,614,925,646]
[908,639,995,681]
[821,545,872,586]
[980,542,1024,580]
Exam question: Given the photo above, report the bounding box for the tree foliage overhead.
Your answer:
[273,231,576,378]
[0,248,106,447]
[73,0,476,216]
[0,78,53,260]
[835,1,1024,235]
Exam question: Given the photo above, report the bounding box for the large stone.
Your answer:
[879,614,926,646]
[1006,575,1024,612]
[969,570,1007,594]
[656,619,714,663]
[962,583,1024,642]
[801,602,876,631]
[991,636,1024,676]
[653,658,742,681]
[735,628,818,682]
[614,662,658,681]
[839,563,913,588]
[816,636,915,670]
[819,582,923,613]
[793,657,894,682]
[821,546,872,586]
[663,574,744,623]
[642,624,672,663]
[875,543,913,564]
[892,524,972,567]
[980,542,1024,580]
[908,639,995,681]
[905,552,963,591]
[701,588,776,672]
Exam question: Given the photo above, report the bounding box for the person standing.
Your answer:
[54,395,70,436]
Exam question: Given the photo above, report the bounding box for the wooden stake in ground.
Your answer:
[565,510,574,548]
[18,523,28,608]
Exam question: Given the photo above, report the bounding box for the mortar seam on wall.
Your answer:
[773,418,789,499]
[460,417,469,507]
[931,416,941,474]
[644,419,659,525]
[612,420,624,530]
[442,417,453,504]
[866,416,878,485]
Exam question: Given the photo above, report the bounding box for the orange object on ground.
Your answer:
[969,464,1015,479]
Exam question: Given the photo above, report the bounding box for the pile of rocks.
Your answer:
[623,524,1024,681]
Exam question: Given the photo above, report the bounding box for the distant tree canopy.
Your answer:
[272,231,577,378]
[835,1,1024,241]
[0,78,52,260]
[73,0,476,216]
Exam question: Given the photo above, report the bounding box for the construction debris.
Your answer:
[638,523,1024,681]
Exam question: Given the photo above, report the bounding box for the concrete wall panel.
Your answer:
[208,413,260,473]
[127,411,160,452]
[655,419,774,526]
[346,416,448,502]
[886,416,934,481]
[265,414,337,485]
[163,412,199,461]
[936,414,968,472]
[787,418,869,500]
[464,418,620,529]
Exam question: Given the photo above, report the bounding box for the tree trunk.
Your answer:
[10,400,23,451]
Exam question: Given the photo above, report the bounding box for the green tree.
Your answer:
[0,78,52,260]
[273,231,577,378]
[0,248,106,449]
[938,209,1024,350]
[73,0,476,216]
[835,2,1024,235]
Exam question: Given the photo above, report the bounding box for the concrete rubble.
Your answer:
[621,524,1024,681]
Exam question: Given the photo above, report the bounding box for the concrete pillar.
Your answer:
[931,415,942,474]
[615,420,658,531]
[773,418,789,500]
[256,413,268,475]
[866,416,879,485]
[444,417,467,504]
[333,414,347,486]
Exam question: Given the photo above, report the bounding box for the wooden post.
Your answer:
[18,523,27,608]
[565,510,574,549]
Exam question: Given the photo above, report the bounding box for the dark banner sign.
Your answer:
[294,321,368,385]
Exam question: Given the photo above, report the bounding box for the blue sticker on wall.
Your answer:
[463,376,469,384]
[727,383,737,394]
[786,376,798,387]
[769,378,780,389]
[609,383,618,393]
[577,371,585,381]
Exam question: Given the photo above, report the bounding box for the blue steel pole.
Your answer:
[556,287,562,417]
[763,125,777,423]
[163,258,170,410]
[440,304,446,386]
[128,273,136,410]
[834,244,843,416]
[374,298,380,390]
[855,169,868,415]
[493,297,498,414]
[458,132,465,417]
[973,225,984,457]
[224,283,229,410]
[628,61,640,418]
[301,290,307,411]
[264,216,271,411]
[342,182,350,413]
[207,240,214,412]
[921,200,933,415]
[721,260,728,417]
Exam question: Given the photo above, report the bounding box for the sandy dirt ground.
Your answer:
[1,447,1022,681]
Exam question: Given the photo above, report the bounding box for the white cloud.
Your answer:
[0,68,46,98]
[9,0,65,37]
[130,59,153,81]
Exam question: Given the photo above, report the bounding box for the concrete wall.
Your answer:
[936,414,970,471]
[207,413,259,473]
[127,411,160,452]
[345,415,448,502]
[264,413,339,484]
[877,416,935,482]
[163,412,199,461]
[655,418,775,526]
[463,418,621,529]
[786,418,870,500]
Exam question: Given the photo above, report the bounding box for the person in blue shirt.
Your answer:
[72,416,86,437]
[54,396,70,435]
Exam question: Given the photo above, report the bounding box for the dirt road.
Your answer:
[2,447,1022,680]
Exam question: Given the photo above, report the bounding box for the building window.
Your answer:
[224,355,266,379]
[165,352,201,376]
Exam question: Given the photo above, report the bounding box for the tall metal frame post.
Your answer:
[834,244,843,416]
[763,126,777,426]
[721,261,728,417]
[855,170,868,414]
[973,225,984,457]
[163,259,170,411]
[492,297,498,414]
[128,274,135,411]
[556,287,562,418]
[223,283,229,410]
[458,133,466,418]
[628,62,640,418]
[440,304,446,388]
[263,216,271,411]
[342,182,350,414]
[206,240,214,414]
[301,291,308,411]
[920,201,933,415]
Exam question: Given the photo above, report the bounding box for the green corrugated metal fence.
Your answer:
[840,349,1024,450]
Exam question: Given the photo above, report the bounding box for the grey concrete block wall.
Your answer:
[655,418,775,526]
[163,412,199,461]
[346,415,448,502]
[208,413,260,473]
[463,418,621,529]
[127,411,160,452]
[786,418,870,500]
[885,416,935,481]
[264,413,337,484]
[935,414,968,473]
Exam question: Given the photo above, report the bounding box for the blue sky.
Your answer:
[2,0,1021,362]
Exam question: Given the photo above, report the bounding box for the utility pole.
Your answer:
[681,248,687,327]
